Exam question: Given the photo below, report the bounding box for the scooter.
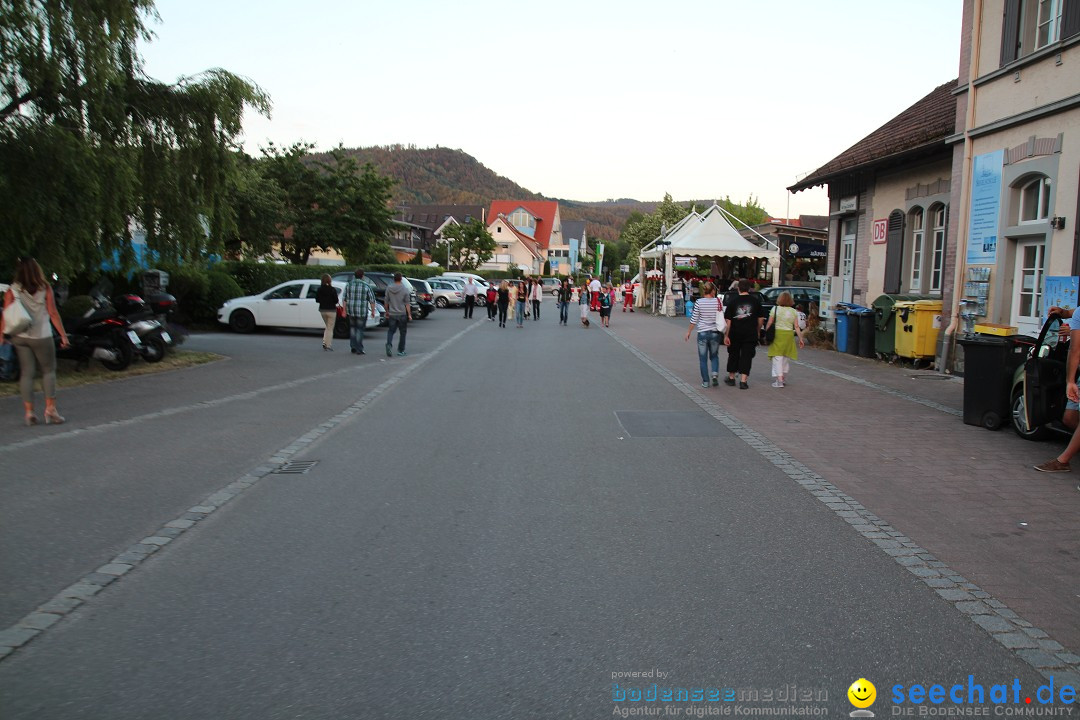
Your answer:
[57,288,143,371]
[113,292,175,363]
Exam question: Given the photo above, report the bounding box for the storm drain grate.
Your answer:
[273,460,319,475]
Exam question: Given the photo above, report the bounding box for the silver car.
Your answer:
[428,278,465,308]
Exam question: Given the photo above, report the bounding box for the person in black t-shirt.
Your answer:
[722,279,763,389]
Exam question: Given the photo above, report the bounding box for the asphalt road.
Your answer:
[0,311,1055,718]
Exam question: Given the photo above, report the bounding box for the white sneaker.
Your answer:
[771,381,783,388]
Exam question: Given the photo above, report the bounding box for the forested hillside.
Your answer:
[324,145,738,242]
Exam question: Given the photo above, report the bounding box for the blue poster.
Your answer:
[966,149,1004,264]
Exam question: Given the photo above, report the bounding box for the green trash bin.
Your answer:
[871,294,927,356]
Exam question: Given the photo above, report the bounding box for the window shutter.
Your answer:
[1001,0,1022,66]
[1064,0,1080,40]
[883,211,905,294]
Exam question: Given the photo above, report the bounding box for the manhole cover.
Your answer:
[615,411,733,438]
[273,461,319,474]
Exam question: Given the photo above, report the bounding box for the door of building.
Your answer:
[841,218,856,303]
[1012,239,1046,337]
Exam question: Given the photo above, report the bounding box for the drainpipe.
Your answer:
[942,0,983,374]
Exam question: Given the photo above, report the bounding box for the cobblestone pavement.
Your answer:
[605,310,1080,671]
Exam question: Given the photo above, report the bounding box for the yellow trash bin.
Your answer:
[895,299,943,358]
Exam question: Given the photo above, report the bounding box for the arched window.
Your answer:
[929,204,947,292]
[1019,176,1051,223]
[909,207,925,291]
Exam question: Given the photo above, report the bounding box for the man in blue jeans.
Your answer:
[342,269,376,355]
[685,282,724,388]
[384,273,412,357]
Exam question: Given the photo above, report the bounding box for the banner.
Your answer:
[966,149,1004,264]
[595,242,604,276]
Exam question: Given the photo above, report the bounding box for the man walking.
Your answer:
[623,280,635,312]
[463,277,478,319]
[342,269,376,355]
[589,276,602,311]
[556,279,572,325]
[722,279,763,389]
[384,273,412,357]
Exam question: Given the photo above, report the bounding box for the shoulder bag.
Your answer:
[763,308,777,345]
[3,287,32,336]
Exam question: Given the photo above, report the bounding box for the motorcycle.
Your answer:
[57,286,143,371]
[113,292,177,363]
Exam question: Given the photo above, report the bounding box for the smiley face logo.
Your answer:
[848,678,876,709]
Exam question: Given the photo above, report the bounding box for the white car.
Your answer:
[217,279,377,337]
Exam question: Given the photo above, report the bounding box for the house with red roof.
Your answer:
[484,200,570,275]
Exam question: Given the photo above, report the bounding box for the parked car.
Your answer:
[540,277,562,295]
[1011,314,1072,441]
[434,273,488,306]
[759,286,821,316]
[406,277,436,318]
[332,271,421,318]
[427,278,465,308]
[217,280,374,337]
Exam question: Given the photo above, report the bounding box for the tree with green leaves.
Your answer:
[439,219,495,271]
[0,0,271,277]
[619,194,692,271]
[258,143,397,265]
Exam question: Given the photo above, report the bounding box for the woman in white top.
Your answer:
[1,258,70,425]
[685,282,725,388]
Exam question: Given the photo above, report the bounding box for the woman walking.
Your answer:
[486,284,498,321]
[315,274,338,351]
[497,280,510,327]
[1,258,70,425]
[515,281,528,328]
[685,281,724,388]
[579,280,591,327]
[529,277,542,320]
[598,283,615,327]
[764,291,806,388]
[507,281,518,322]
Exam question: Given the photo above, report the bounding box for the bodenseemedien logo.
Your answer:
[848,678,877,717]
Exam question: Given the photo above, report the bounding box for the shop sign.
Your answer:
[787,242,827,258]
[872,218,888,244]
[674,256,697,267]
[838,196,858,213]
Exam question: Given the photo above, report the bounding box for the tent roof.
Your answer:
[640,206,779,260]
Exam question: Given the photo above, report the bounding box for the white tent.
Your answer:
[639,205,780,314]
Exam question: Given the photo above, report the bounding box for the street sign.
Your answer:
[619,265,629,273]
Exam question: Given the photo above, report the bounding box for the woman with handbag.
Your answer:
[764,291,806,388]
[1,258,70,425]
[315,274,338,351]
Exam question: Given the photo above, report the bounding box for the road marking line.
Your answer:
[0,322,480,662]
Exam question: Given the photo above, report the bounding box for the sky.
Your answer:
[137,1,963,220]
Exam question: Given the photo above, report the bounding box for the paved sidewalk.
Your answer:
[607,310,1080,658]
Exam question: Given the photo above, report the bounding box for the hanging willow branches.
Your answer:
[0,0,270,277]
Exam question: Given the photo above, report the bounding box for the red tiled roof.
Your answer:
[488,200,560,249]
[789,79,958,193]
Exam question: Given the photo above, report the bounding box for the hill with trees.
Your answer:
[323,145,769,243]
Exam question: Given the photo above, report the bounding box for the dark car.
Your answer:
[1010,314,1072,441]
[759,286,821,317]
[406,277,436,318]
[332,271,421,318]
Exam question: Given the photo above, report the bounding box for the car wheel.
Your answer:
[435,297,448,308]
[1011,387,1048,441]
[229,309,256,334]
[333,316,349,339]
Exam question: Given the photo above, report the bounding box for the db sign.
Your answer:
[872,218,888,244]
